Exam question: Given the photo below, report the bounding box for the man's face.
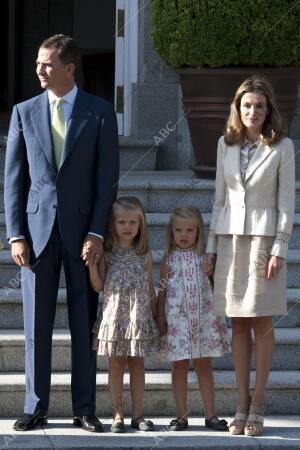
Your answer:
[36,47,73,92]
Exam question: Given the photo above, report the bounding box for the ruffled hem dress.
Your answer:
[92,247,159,357]
[164,249,230,362]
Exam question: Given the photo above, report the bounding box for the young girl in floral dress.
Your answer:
[157,207,230,431]
[89,196,159,433]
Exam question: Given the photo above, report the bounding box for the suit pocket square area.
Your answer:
[26,203,39,214]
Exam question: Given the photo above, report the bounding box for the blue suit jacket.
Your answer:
[4,89,119,258]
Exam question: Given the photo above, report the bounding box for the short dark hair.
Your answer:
[40,34,80,67]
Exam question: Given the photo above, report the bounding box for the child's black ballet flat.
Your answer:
[169,417,188,431]
[131,417,154,431]
[205,416,229,431]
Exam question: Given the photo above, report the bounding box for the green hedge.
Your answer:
[151,0,300,67]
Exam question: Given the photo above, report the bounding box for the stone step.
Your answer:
[0,288,299,330]
[0,138,158,175]
[1,172,300,213]
[0,288,72,329]
[0,138,5,174]
[1,212,300,250]
[117,171,300,213]
[0,328,170,372]
[118,137,158,171]
[0,249,300,289]
[0,370,299,417]
[0,328,299,373]
[0,417,299,449]
[146,212,300,250]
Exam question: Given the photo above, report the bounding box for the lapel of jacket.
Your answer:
[225,144,244,187]
[30,91,57,174]
[244,142,273,183]
[59,89,92,168]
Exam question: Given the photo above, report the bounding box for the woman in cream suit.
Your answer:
[205,75,295,436]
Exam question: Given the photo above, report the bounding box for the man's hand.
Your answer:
[266,255,284,280]
[11,240,31,268]
[81,234,103,266]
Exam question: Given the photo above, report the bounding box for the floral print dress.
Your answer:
[165,249,230,361]
[92,247,159,357]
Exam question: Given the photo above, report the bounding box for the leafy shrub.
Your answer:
[151,0,300,67]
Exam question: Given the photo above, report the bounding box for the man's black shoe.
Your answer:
[13,413,48,431]
[73,415,104,432]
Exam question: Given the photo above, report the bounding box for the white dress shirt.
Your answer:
[48,83,78,127]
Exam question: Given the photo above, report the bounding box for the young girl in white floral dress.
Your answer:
[157,207,230,431]
[89,196,159,433]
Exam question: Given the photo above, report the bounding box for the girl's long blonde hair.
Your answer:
[224,74,286,146]
[105,196,149,255]
[165,207,204,256]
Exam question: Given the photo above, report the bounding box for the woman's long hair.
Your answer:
[105,196,148,255]
[224,74,286,146]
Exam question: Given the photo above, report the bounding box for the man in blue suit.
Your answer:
[4,34,119,432]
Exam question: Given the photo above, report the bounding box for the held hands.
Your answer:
[204,253,216,277]
[266,255,284,280]
[11,240,31,268]
[160,323,167,337]
[81,234,103,266]
[157,319,167,337]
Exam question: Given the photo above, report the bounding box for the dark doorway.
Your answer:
[82,53,115,103]
[0,0,23,131]
[74,0,116,104]
[0,1,8,111]
[14,0,116,104]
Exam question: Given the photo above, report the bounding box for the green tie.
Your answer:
[51,98,65,168]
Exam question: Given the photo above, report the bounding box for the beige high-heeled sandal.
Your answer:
[244,404,265,437]
[229,397,251,435]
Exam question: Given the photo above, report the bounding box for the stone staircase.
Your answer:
[0,133,300,418]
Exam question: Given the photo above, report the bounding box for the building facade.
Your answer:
[1,0,300,176]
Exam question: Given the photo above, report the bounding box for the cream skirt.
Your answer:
[213,235,287,317]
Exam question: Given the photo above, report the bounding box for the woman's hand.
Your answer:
[266,255,284,280]
[204,253,217,276]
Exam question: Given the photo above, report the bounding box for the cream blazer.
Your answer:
[206,136,295,259]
